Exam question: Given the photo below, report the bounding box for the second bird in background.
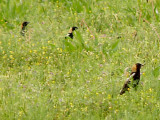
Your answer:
[65,26,78,39]
[20,21,29,36]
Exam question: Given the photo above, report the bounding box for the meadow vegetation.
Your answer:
[0,0,160,119]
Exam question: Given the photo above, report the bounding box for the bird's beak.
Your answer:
[141,64,145,66]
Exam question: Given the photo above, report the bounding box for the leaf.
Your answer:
[49,44,56,49]
[76,31,84,46]
[111,40,119,51]
[63,40,75,52]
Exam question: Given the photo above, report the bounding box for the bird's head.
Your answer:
[68,26,78,33]
[72,26,78,31]
[22,21,29,28]
[132,63,144,73]
[136,63,144,69]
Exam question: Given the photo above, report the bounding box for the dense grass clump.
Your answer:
[0,0,160,119]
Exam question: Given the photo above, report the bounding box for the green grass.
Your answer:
[0,0,160,119]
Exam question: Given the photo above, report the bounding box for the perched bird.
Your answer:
[65,26,78,39]
[131,63,143,88]
[120,63,143,95]
[20,21,29,36]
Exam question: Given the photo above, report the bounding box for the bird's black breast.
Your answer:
[67,33,73,39]
[132,71,140,80]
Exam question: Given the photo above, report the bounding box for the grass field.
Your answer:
[0,0,160,119]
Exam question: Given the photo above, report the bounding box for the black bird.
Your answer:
[120,63,143,95]
[131,63,143,88]
[20,21,29,36]
[65,26,78,39]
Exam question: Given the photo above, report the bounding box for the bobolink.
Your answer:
[120,63,143,95]
[20,21,29,36]
[65,26,78,39]
[131,63,143,88]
